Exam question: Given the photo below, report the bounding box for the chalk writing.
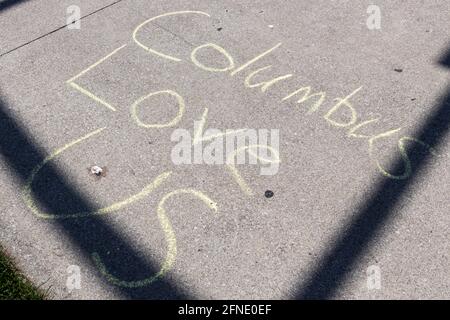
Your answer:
[22,127,172,219]
[132,11,211,62]
[92,189,217,287]
[23,9,438,289]
[67,44,127,112]
[191,43,235,72]
[131,90,185,128]
[226,144,280,196]
[130,11,434,180]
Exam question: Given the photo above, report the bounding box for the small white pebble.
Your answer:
[268,24,274,28]
[90,165,103,176]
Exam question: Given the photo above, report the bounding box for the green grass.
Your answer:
[0,246,45,300]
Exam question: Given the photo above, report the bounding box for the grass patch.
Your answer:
[0,246,45,300]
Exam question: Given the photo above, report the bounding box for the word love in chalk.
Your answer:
[134,10,436,180]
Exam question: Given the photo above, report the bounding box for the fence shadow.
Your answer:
[0,0,29,12]
[0,94,192,299]
[293,46,450,299]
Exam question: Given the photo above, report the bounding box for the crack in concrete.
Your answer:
[0,0,125,58]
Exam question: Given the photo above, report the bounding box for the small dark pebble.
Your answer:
[217,27,222,31]
[394,68,403,73]
[265,190,274,198]
[411,98,416,101]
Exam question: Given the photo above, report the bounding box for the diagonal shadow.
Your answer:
[293,46,450,299]
[439,45,450,68]
[0,94,193,299]
[0,0,29,11]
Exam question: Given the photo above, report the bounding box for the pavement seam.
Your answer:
[0,0,125,58]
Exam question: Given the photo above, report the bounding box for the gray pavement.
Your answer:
[0,0,449,299]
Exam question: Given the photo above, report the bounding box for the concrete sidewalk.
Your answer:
[0,0,449,299]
